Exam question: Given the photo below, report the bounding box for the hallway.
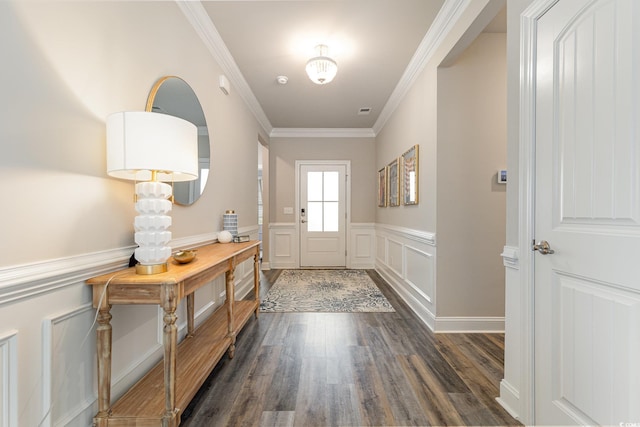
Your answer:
[181,270,519,426]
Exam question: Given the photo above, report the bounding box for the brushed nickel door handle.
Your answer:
[533,240,555,255]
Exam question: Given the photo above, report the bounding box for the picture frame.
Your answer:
[377,167,387,207]
[401,144,419,205]
[387,158,400,207]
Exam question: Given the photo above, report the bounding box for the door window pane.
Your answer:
[324,202,339,232]
[323,171,339,201]
[307,201,323,231]
[307,172,323,201]
[305,170,341,232]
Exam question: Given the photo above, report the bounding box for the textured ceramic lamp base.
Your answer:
[134,181,173,275]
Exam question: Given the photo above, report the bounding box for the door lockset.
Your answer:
[533,240,555,255]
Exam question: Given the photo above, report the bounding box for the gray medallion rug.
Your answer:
[259,269,395,313]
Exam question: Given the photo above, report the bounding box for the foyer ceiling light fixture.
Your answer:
[305,44,337,85]
[106,111,198,274]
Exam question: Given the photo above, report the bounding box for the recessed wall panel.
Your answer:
[0,331,17,427]
[274,233,292,257]
[376,235,386,262]
[44,306,97,426]
[405,246,434,303]
[354,234,371,258]
[388,239,403,276]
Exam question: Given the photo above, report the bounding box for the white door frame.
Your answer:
[295,160,351,268]
[519,0,560,424]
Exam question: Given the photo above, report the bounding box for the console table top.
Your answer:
[86,240,261,286]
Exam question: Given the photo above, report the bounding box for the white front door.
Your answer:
[534,0,640,424]
[299,162,347,267]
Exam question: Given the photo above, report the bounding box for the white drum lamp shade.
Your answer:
[106,111,198,274]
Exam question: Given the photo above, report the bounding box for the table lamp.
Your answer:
[106,111,198,274]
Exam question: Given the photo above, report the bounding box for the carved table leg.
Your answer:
[225,267,236,358]
[186,293,195,338]
[162,284,179,426]
[95,300,112,426]
[254,250,260,318]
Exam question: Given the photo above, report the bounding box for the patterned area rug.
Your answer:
[260,269,395,313]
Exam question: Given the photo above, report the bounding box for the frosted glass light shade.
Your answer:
[306,44,337,85]
[106,111,198,182]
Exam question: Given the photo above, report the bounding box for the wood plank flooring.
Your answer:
[180,270,520,426]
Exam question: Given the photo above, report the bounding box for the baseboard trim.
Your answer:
[434,316,505,333]
[497,379,521,420]
[376,265,436,331]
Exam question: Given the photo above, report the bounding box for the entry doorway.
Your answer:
[296,161,350,267]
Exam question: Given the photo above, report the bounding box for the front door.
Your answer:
[299,162,347,267]
[534,0,640,424]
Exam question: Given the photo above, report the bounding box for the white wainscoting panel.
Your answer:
[269,223,298,269]
[404,246,434,303]
[349,223,375,269]
[375,224,437,330]
[375,235,386,264]
[43,305,97,427]
[0,228,263,426]
[0,330,17,427]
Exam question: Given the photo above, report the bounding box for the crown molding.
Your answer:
[176,1,273,136]
[372,0,472,135]
[270,127,376,139]
[179,0,470,140]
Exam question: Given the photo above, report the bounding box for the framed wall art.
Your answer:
[402,145,419,205]
[387,158,400,207]
[377,167,387,207]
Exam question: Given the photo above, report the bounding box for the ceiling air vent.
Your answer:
[358,107,372,115]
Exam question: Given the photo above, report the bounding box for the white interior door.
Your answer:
[534,0,640,424]
[299,162,347,267]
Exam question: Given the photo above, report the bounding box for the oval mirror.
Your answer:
[146,76,210,205]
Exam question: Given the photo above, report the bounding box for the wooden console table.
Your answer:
[86,241,261,427]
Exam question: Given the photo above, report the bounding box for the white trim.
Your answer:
[176,1,272,136]
[349,223,376,269]
[375,225,437,330]
[178,0,473,139]
[373,0,472,135]
[375,223,436,246]
[518,1,559,424]
[434,316,505,333]
[268,223,298,269]
[501,245,520,269]
[497,380,521,421]
[376,263,436,331]
[0,330,17,427]
[270,128,375,139]
[42,304,97,427]
[0,247,133,306]
[295,161,351,268]
[0,227,261,307]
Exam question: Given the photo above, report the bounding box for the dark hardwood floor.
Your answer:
[180,270,520,426]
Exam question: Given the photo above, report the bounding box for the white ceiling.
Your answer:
[178,0,505,136]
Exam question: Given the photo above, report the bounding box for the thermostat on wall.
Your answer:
[498,169,507,184]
